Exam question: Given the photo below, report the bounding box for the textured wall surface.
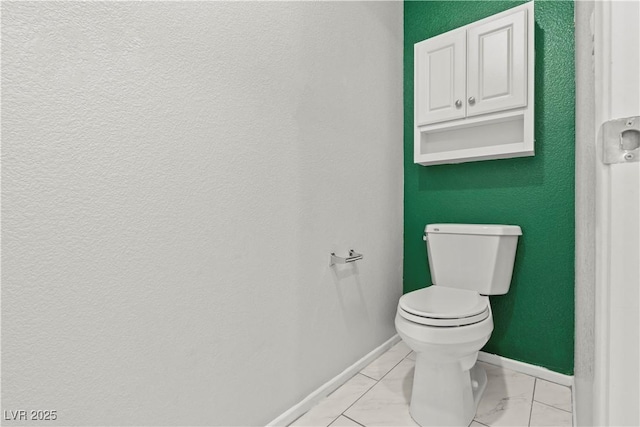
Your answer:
[404,1,575,374]
[1,2,403,425]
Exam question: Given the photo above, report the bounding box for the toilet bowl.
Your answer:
[396,224,521,427]
[395,290,493,426]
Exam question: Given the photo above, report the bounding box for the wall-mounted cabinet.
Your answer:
[414,2,534,166]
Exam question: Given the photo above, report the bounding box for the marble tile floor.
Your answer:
[290,341,573,427]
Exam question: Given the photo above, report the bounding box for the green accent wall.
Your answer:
[404,1,575,374]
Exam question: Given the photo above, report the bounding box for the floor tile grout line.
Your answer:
[359,350,412,385]
[324,413,342,427]
[532,399,573,414]
[360,348,409,381]
[358,372,379,382]
[297,349,411,427]
[290,372,378,427]
[528,378,537,427]
[337,373,380,422]
[340,355,410,422]
[373,353,411,382]
[342,414,365,427]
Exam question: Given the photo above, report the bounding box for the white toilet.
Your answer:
[395,223,522,427]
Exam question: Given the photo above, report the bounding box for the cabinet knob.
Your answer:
[468,96,476,105]
[455,99,462,108]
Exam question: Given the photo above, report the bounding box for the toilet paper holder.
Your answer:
[330,250,363,266]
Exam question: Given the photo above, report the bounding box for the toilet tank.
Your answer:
[425,224,522,295]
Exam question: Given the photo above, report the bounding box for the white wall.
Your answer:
[1,2,403,425]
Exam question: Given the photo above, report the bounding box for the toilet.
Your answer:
[395,223,522,427]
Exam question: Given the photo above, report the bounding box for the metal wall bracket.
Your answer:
[601,116,640,164]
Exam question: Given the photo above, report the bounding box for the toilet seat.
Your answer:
[398,286,490,327]
[398,306,490,327]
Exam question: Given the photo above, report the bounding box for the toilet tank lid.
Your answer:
[425,224,522,236]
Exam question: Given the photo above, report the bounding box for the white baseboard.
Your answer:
[478,351,574,387]
[572,381,577,427]
[266,334,401,427]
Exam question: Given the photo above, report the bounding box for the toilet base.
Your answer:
[409,354,487,427]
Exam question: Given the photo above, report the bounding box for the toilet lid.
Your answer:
[399,286,489,319]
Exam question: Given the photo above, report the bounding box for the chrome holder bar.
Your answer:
[330,249,363,266]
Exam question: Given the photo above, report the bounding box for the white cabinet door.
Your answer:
[414,31,466,126]
[466,9,528,117]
